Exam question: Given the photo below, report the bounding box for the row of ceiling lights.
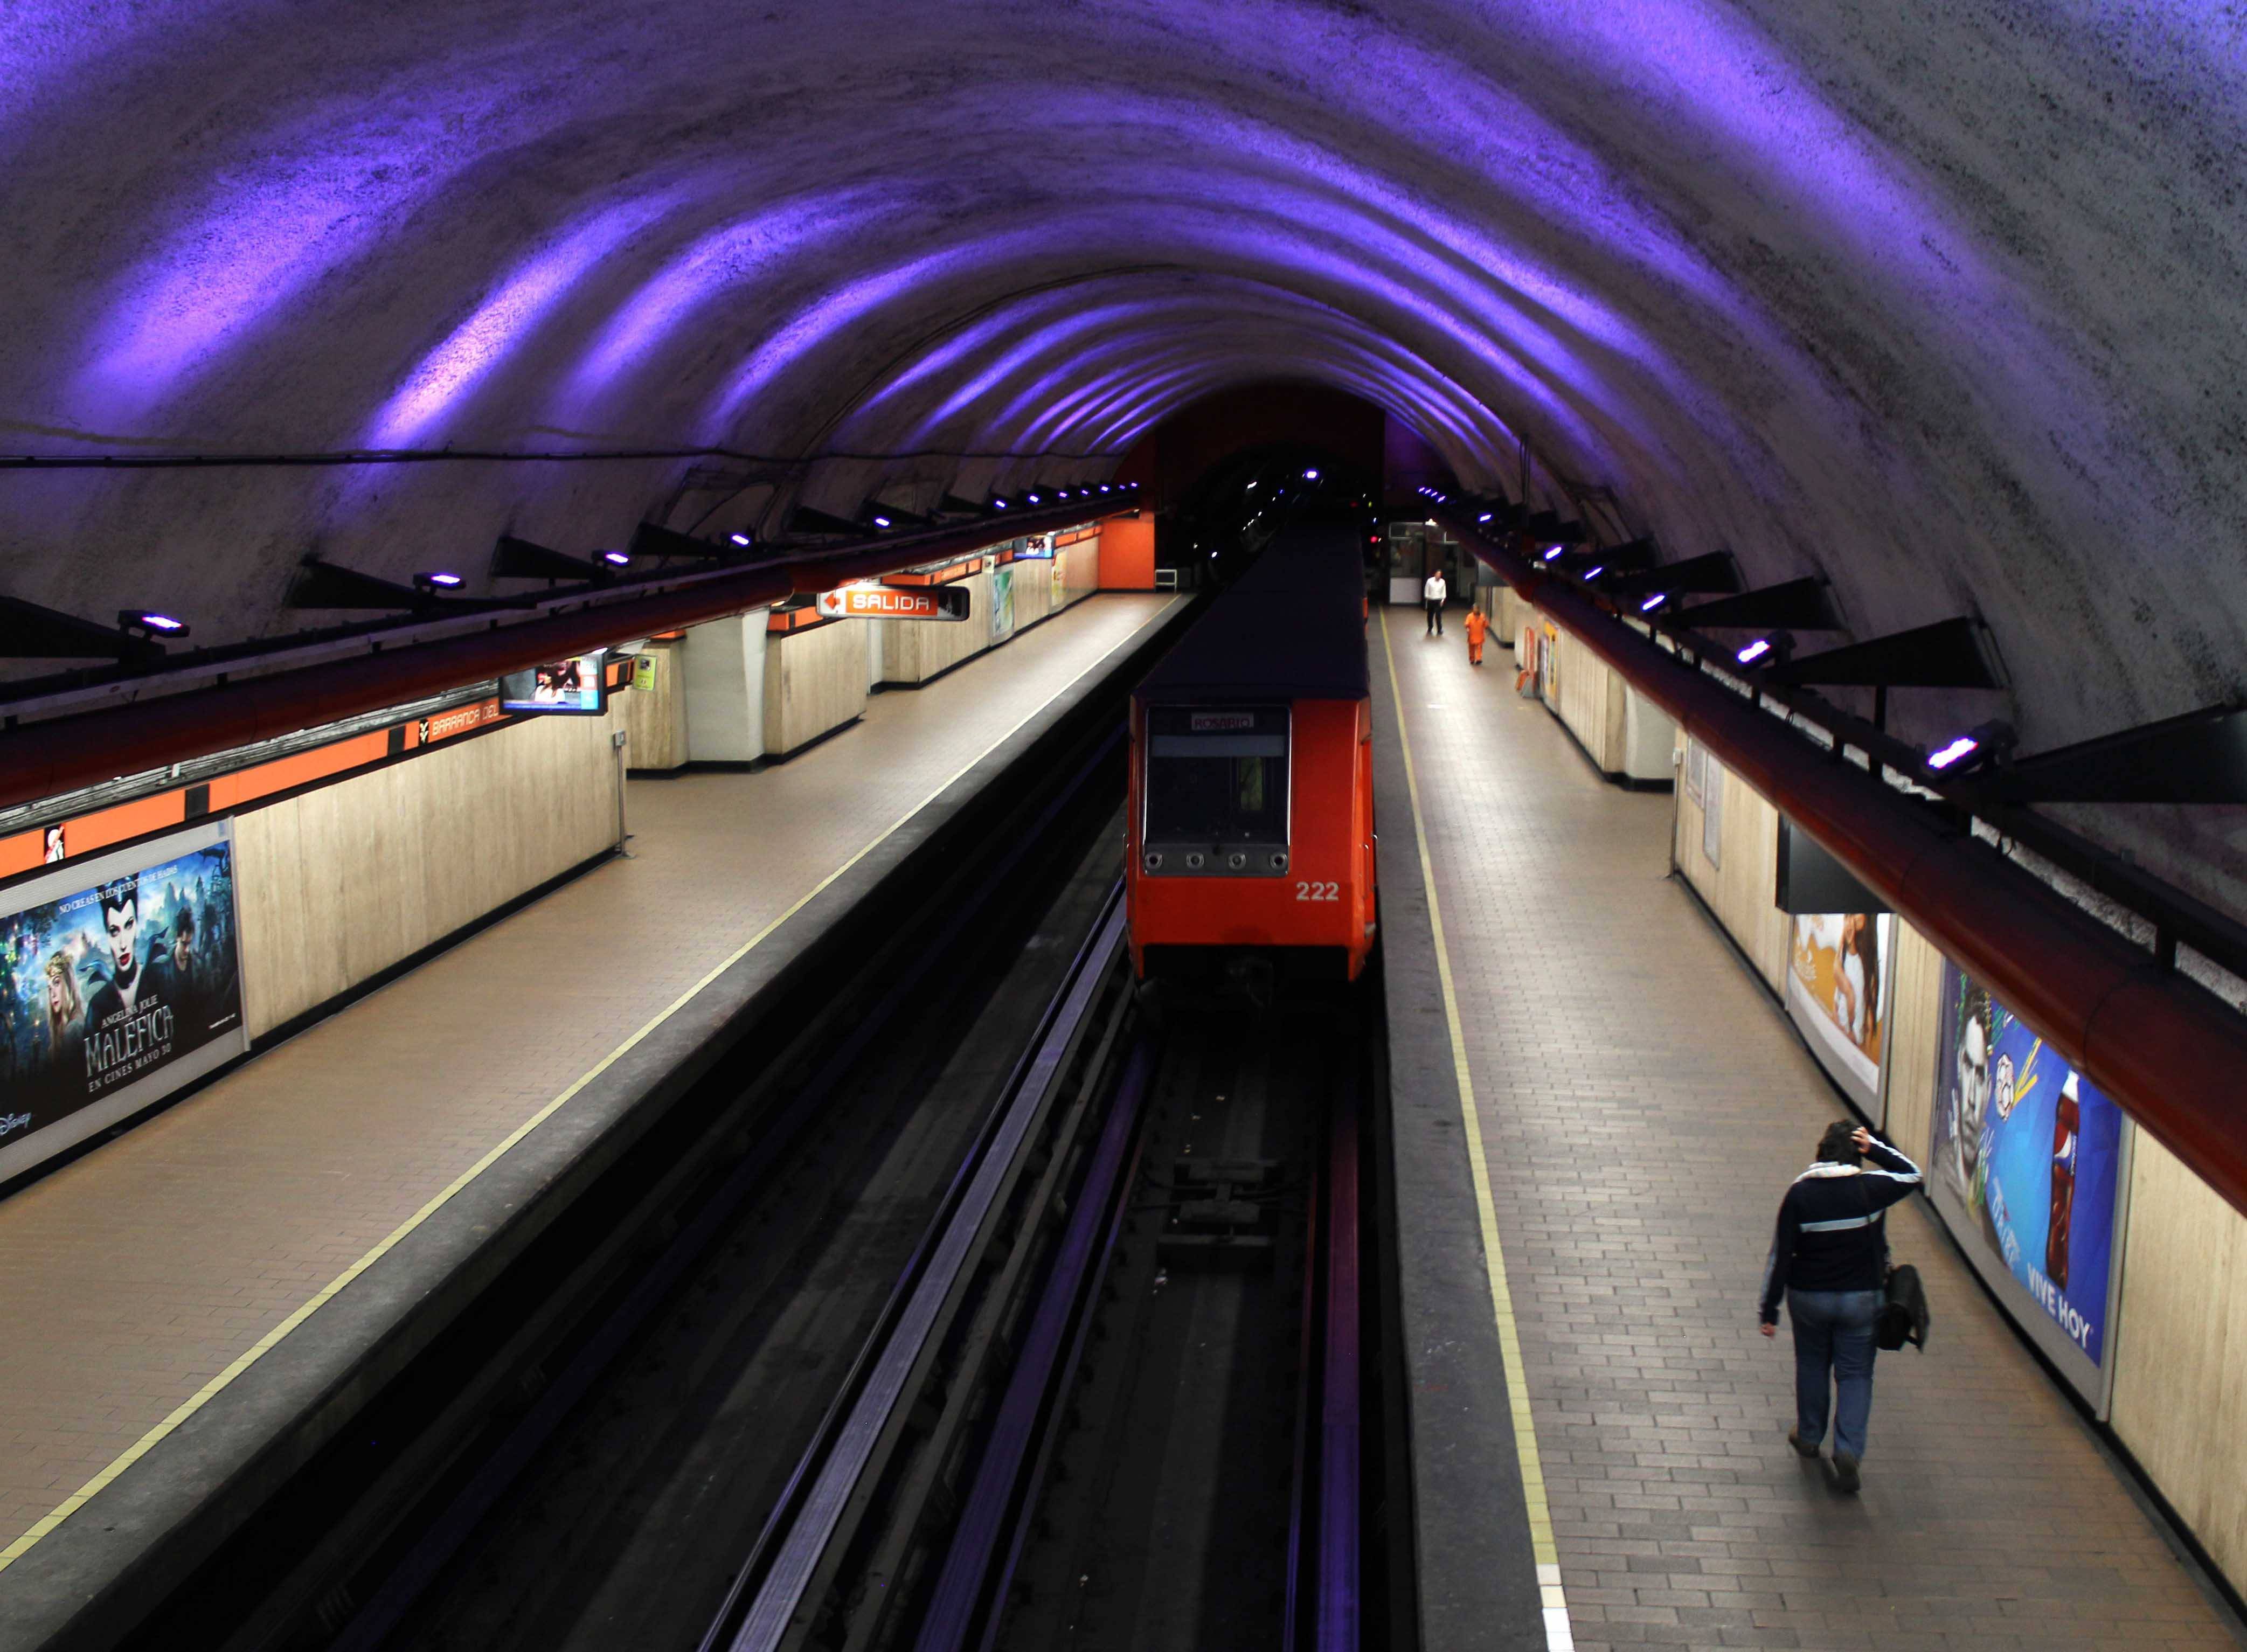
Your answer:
[2,483,1139,668]
[1416,483,2015,778]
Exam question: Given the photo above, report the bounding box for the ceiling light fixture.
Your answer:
[117,609,188,638]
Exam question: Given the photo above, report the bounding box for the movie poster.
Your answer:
[990,565,1016,642]
[1930,961,2127,1399]
[0,823,246,1179]
[1785,913,1893,1115]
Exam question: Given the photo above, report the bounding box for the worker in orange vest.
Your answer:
[1464,603,1490,667]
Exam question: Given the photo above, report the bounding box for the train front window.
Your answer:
[1145,706,1289,844]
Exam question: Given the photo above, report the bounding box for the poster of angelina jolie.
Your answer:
[1930,961,2131,1407]
[0,821,246,1183]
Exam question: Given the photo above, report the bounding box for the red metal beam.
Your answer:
[0,499,1126,813]
[1442,507,2247,1219]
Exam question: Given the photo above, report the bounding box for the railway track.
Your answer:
[702,978,1400,1652]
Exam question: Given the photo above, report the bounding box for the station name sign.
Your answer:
[814,584,971,622]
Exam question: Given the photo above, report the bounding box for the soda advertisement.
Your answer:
[1930,961,2127,1399]
[0,823,246,1179]
[1784,914,1892,1115]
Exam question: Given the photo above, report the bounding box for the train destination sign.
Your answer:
[814,584,971,621]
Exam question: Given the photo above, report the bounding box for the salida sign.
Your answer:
[814,584,971,622]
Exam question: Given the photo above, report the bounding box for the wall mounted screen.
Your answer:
[498,651,608,715]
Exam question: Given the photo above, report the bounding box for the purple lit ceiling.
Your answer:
[2,5,2243,762]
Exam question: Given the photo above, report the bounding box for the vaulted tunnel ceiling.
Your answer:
[3,2,2245,892]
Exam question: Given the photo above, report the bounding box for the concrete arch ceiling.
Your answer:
[2,9,2243,796]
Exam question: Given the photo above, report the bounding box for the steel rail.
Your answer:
[908,1035,1156,1652]
[1317,1072,1363,1652]
[1281,1149,1323,1652]
[701,887,1129,1652]
[1441,503,2247,1218]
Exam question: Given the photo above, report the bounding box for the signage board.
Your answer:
[0,820,247,1181]
[814,584,970,622]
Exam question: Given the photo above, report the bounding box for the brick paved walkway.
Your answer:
[0,595,1176,1598]
[1378,608,2239,1651]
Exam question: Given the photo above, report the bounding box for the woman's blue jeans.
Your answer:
[1787,1287,1881,1460]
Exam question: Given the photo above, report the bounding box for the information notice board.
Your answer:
[0,820,247,1182]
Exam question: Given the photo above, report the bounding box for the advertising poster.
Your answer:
[1701,746,1723,867]
[1931,961,2128,1401]
[0,822,246,1179]
[1785,913,1892,1115]
[990,565,1016,642]
[1051,546,1066,606]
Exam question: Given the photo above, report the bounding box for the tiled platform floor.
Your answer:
[0,593,1177,1629]
[1377,606,2239,1651]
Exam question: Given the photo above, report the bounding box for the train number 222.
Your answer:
[1295,880,1340,902]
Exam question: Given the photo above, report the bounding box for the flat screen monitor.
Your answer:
[499,650,608,715]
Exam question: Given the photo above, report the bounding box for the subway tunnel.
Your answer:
[6,8,2247,1650]
[5,5,2244,903]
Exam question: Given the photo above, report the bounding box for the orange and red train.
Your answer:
[1125,524,1377,985]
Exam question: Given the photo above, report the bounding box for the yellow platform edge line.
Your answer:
[0,596,1175,1574]
[1377,609,1571,1644]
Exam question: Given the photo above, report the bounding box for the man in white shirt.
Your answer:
[1423,568,1448,635]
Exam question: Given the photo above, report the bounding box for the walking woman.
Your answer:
[1758,1121,1921,1492]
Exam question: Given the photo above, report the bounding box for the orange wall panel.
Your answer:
[1097,517,1156,589]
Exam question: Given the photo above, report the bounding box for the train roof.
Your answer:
[1135,523,1370,704]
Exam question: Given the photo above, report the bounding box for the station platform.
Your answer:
[1371,606,2242,1651]
[0,592,1181,1649]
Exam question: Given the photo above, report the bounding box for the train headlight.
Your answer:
[1226,851,1247,870]
[1185,851,1205,870]
[1270,851,1289,872]
[1143,851,1163,872]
